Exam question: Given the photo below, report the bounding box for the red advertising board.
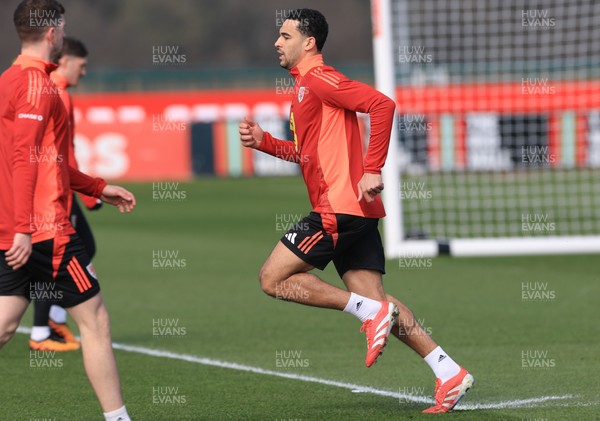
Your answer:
[74,120,190,181]
[72,89,292,181]
[72,81,600,180]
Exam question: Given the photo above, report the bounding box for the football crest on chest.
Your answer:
[297,86,309,103]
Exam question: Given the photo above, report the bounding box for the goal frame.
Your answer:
[370,0,600,258]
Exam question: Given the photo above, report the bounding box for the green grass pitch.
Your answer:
[1,177,598,420]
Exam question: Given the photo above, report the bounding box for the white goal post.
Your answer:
[371,0,600,258]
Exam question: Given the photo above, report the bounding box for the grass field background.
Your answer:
[1,177,598,420]
[401,168,600,238]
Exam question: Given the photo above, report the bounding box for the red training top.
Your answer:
[0,54,105,250]
[258,54,396,219]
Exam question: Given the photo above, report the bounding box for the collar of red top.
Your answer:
[50,71,69,89]
[290,53,324,78]
[14,54,58,74]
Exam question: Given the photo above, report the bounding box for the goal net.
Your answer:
[372,0,600,257]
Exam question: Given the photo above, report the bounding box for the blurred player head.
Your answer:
[13,0,66,57]
[53,37,88,87]
[275,8,328,70]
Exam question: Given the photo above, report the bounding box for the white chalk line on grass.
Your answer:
[16,327,589,410]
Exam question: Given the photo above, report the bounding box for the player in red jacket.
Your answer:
[29,37,101,352]
[0,2,133,420]
[239,9,473,413]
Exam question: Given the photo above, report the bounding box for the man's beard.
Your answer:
[280,56,294,70]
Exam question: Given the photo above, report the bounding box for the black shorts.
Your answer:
[0,234,100,308]
[280,212,385,277]
[70,194,97,259]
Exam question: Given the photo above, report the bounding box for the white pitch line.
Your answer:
[16,327,582,410]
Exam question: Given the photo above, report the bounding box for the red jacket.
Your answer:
[0,55,105,249]
[258,54,395,219]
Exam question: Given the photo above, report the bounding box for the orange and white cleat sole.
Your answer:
[360,301,399,368]
[29,332,81,352]
[422,367,474,413]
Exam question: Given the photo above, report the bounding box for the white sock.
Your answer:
[30,326,51,341]
[49,305,67,324]
[103,405,131,421]
[342,292,382,322]
[424,346,461,383]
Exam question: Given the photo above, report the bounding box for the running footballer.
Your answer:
[239,9,473,413]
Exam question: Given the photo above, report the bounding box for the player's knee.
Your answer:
[258,265,279,297]
[97,306,111,330]
[0,323,19,348]
[87,306,111,338]
[76,303,111,336]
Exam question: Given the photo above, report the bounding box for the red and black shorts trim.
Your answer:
[0,234,100,308]
[280,212,385,277]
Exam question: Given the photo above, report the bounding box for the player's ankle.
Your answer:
[342,292,383,322]
[30,326,51,342]
[103,405,131,421]
[424,346,461,383]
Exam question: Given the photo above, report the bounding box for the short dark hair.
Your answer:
[53,37,88,63]
[14,0,65,42]
[289,9,328,52]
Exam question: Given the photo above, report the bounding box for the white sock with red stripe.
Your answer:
[424,346,461,383]
[343,292,382,322]
[49,305,67,324]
